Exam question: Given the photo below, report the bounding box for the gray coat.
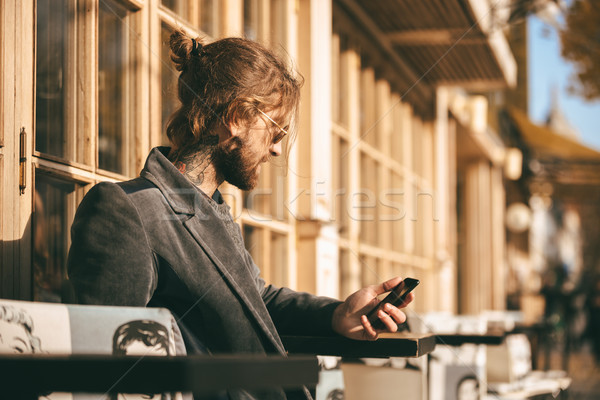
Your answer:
[67,147,342,400]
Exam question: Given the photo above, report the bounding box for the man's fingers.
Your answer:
[360,315,379,340]
[377,309,398,332]
[361,304,409,338]
[383,303,407,325]
[370,276,403,295]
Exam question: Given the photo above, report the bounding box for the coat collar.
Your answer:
[140,147,286,354]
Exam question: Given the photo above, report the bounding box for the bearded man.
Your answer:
[67,31,413,400]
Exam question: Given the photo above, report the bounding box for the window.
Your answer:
[30,0,143,302]
[242,225,289,288]
[98,0,135,175]
[33,173,85,303]
[241,146,292,286]
[35,0,68,159]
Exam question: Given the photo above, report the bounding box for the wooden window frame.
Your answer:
[332,19,436,302]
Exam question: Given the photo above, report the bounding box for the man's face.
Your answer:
[0,320,33,354]
[216,110,286,191]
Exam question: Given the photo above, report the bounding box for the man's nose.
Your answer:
[269,141,282,157]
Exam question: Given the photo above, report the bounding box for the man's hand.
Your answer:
[331,277,415,340]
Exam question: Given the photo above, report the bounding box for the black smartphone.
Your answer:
[365,278,420,330]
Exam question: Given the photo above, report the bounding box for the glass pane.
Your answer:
[34,173,77,303]
[270,160,288,222]
[35,0,67,158]
[380,170,396,252]
[331,32,341,124]
[243,164,270,216]
[412,118,422,177]
[98,1,131,175]
[338,35,352,129]
[270,232,288,287]
[391,96,404,165]
[201,0,219,37]
[242,157,288,220]
[243,225,264,269]
[391,172,405,252]
[360,255,378,287]
[333,137,350,238]
[360,65,377,147]
[244,0,259,40]
[359,154,378,246]
[161,0,191,24]
[339,248,351,298]
[161,22,180,146]
[161,0,219,36]
[413,182,423,256]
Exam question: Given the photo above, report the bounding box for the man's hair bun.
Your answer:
[169,29,205,71]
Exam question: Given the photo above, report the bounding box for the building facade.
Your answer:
[1,0,516,315]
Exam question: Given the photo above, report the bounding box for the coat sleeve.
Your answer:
[242,250,342,336]
[67,182,157,306]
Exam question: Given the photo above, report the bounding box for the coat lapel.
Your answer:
[141,147,286,355]
[182,213,286,355]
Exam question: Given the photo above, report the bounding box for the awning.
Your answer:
[508,108,600,162]
[336,0,517,93]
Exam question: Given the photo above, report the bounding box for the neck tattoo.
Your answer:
[170,134,219,187]
[176,148,213,186]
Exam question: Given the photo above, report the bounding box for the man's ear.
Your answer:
[216,119,240,143]
[227,120,246,138]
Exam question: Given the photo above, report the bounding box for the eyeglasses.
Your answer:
[256,108,288,144]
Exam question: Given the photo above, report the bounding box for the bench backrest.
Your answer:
[0,299,189,399]
[0,299,186,357]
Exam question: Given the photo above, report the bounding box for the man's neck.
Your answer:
[169,146,223,197]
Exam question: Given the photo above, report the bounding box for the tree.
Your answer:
[560,0,600,100]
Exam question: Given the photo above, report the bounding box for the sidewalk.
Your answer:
[565,345,600,400]
[541,342,600,399]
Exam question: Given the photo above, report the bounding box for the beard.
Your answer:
[213,136,261,191]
